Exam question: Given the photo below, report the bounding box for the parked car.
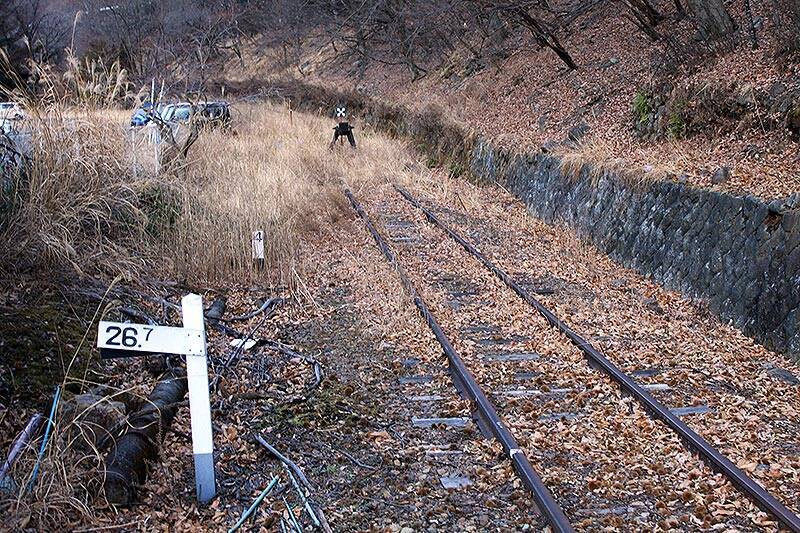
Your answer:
[130,102,174,127]
[160,101,231,130]
[161,102,193,124]
[130,102,154,127]
[198,101,231,130]
[0,102,25,122]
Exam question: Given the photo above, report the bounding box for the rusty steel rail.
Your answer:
[394,184,800,533]
[344,189,574,533]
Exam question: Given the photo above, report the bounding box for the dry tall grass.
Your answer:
[168,103,423,286]
[0,99,424,288]
[1,107,151,279]
[555,129,684,191]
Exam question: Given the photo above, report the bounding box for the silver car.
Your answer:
[160,103,193,123]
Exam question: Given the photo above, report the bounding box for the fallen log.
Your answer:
[204,296,227,321]
[103,371,188,505]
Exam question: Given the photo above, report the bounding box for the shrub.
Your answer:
[633,90,653,126]
[667,107,687,139]
[140,181,183,237]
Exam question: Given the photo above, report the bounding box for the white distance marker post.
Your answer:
[252,230,265,270]
[96,293,216,505]
[181,293,216,504]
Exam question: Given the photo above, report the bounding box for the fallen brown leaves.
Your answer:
[343,173,797,530]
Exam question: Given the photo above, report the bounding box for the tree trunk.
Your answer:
[685,0,736,39]
[743,0,758,49]
[673,0,687,19]
[627,0,663,26]
[787,0,800,30]
[622,0,663,40]
[103,371,188,505]
[513,8,577,70]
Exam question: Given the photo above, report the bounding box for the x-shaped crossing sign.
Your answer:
[335,107,346,118]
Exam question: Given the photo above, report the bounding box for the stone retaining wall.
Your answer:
[470,141,800,356]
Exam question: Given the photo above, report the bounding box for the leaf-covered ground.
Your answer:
[2,169,798,531]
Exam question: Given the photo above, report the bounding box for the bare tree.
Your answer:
[311,1,456,81]
[0,0,67,90]
[21,0,800,96]
[620,0,664,40]
[82,0,164,80]
[74,0,259,89]
[16,0,67,63]
[673,0,687,19]
[500,4,577,70]
[685,0,736,39]
[743,0,758,49]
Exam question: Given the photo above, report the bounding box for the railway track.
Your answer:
[345,189,572,532]
[345,185,800,531]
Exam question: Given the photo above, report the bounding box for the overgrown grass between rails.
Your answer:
[0,101,425,288]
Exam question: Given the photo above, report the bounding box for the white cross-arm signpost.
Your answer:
[96,293,216,504]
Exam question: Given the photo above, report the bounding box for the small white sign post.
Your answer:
[252,230,265,271]
[96,293,216,504]
[252,230,265,260]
